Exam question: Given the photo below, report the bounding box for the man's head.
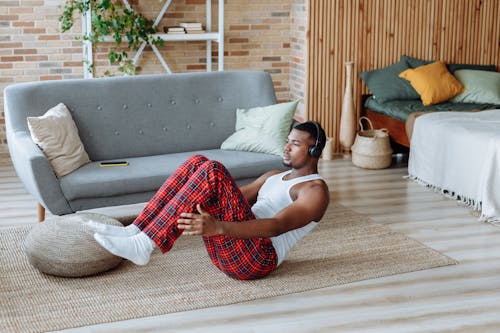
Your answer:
[283,121,326,168]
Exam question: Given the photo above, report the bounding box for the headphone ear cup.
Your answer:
[309,145,321,158]
[308,145,315,157]
[307,120,322,158]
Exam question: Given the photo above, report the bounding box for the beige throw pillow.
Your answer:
[27,103,90,177]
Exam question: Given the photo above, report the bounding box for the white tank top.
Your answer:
[251,170,324,266]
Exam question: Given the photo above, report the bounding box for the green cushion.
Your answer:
[359,59,420,102]
[221,100,298,156]
[402,54,497,73]
[447,63,497,73]
[402,54,434,68]
[451,70,500,105]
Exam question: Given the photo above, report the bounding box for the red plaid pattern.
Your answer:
[133,155,277,280]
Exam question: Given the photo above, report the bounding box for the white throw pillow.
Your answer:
[221,100,298,156]
[27,103,90,177]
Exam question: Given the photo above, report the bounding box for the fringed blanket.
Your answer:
[408,110,500,224]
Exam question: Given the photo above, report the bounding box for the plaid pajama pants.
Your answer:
[133,155,278,280]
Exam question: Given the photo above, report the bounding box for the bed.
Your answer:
[359,54,499,148]
[361,95,497,147]
[407,110,500,223]
[358,55,500,222]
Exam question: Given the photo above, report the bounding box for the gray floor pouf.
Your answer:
[23,213,124,277]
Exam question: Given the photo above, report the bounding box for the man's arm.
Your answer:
[178,180,330,238]
[239,170,282,205]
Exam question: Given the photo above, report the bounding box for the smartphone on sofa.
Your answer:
[99,161,129,167]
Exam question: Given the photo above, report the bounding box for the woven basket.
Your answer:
[351,117,393,169]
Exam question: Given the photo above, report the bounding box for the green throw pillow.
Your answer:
[359,59,420,102]
[221,100,298,156]
[402,54,434,68]
[451,70,500,105]
[447,63,497,73]
[402,54,497,73]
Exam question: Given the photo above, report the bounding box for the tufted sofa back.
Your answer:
[5,71,277,160]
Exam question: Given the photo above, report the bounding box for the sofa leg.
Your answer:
[38,203,45,222]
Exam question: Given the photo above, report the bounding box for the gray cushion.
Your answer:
[23,213,124,277]
[60,149,287,201]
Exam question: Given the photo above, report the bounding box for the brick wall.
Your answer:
[289,0,307,121]
[0,0,300,164]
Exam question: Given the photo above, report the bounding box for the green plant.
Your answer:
[59,0,164,75]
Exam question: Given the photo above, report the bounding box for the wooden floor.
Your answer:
[2,157,500,333]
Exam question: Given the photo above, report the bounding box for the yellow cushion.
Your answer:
[399,61,465,106]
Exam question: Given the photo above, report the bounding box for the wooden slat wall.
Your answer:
[306,0,500,152]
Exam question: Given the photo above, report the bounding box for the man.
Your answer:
[90,121,330,280]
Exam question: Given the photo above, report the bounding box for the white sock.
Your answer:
[87,220,140,237]
[94,232,155,265]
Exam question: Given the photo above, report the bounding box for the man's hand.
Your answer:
[177,204,220,236]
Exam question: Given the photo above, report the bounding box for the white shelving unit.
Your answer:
[81,0,224,78]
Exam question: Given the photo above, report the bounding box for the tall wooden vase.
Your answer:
[339,61,356,152]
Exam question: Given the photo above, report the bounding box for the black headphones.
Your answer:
[307,121,322,158]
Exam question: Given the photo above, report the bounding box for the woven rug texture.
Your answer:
[0,203,457,333]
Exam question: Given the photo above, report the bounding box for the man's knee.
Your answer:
[201,160,228,174]
[188,154,209,164]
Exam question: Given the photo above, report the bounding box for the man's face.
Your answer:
[282,129,316,168]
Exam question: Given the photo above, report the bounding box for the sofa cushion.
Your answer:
[27,103,90,177]
[23,213,123,277]
[60,149,287,201]
[221,100,298,156]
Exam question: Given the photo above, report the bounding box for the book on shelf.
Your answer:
[186,29,206,34]
[179,22,203,29]
[164,26,186,34]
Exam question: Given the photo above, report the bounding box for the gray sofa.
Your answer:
[4,71,288,218]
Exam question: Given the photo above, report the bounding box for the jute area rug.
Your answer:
[0,203,456,333]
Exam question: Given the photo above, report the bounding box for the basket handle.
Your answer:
[358,116,374,131]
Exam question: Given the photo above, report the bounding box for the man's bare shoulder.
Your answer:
[281,178,329,224]
[300,178,329,195]
[290,177,329,202]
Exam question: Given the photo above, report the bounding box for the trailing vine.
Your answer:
[59,0,164,75]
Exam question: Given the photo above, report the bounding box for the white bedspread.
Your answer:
[408,110,500,223]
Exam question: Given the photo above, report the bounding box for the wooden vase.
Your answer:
[322,137,334,160]
[339,61,356,152]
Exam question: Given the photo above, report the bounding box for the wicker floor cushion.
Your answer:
[23,213,124,277]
